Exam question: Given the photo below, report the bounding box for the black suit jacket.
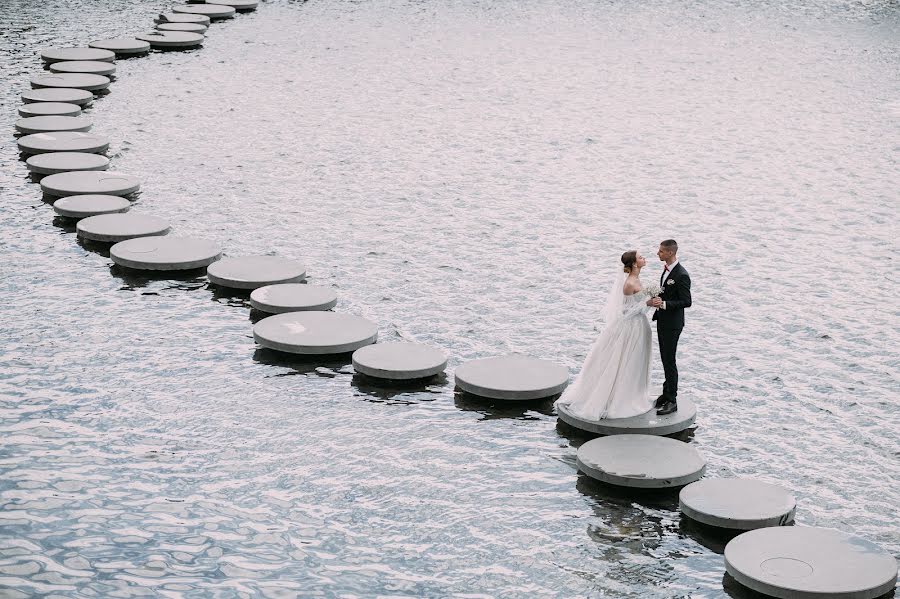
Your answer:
[652,263,691,329]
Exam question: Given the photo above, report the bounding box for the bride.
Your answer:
[556,250,655,420]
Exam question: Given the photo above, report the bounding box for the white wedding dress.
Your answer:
[556,273,653,420]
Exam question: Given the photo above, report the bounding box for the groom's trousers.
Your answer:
[657,327,682,399]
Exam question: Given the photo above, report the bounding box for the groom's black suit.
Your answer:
[652,262,691,401]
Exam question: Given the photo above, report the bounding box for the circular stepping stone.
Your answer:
[18,102,82,117]
[679,478,796,530]
[156,22,208,33]
[576,434,706,489]
[89,38,151,56]
[53,194,130,219]
[206,0,259,11]
[41,171,140,198]
[154,12,211,25]
[31,73,110,92]
[557,397,697,436]
[21,87,94,106]
[111,236,222,271]
[253,312,378,355]
[455,355,568,400]
[77,213,170,242]
[172,4,236,19]
[49,60,117,76]
[136,31,204,49]
[26,152,109,175]
[17,132,109,155]
[352,342,448,380]
[250,284,337,313]
[725,527,898,599]
[15,115,92,135]
[40,47,115,64]
[207,256,306,289]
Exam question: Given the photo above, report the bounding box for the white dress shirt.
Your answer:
[661,260,679,310]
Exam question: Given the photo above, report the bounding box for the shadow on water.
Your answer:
[678,515,746,555]
[75,235,111,257]
[209,284,252,308]
[555,418,697,449]
[252,347,353,376]
[108,264,209,290]
[452,389,558,421]
[575,472,681,512]
[351,372,447,404]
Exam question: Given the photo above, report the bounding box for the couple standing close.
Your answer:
[556,239,692,420]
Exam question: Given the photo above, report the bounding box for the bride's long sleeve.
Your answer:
[620,292,652,319]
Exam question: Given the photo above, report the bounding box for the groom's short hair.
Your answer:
[661,239,678,254]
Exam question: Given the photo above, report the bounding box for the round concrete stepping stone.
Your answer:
[352,342,448,380]
[155,12,211,25]
[26,152,109,175]
[17,132,109,155]
[679,478,796,530]
[15,115,92,135]
[89,38,151,56]
[725,527,898,599]
[253,312,378,355]
[18,102,82,117]
[77,213,170,242]
[53,195,130,219]
[557,397,697,436]
[172,4,236,19]
[41,47,115,64]
[455,355,569,400]
[21,87,94,106]
[206,0,259,11]
[136,31,204,49]
[41,171,140,198]
[49,60,117,76]
[156,22,208,33]
[31,73,110,92]
[249,284,337,313]
[577,434,706,489]
[111,236,222,271]
[207,256,306,289]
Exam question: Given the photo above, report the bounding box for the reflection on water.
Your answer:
[1,0,898,596]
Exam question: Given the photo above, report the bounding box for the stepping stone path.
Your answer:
[77,213,170,242]
[40,171,140,198]
[679,478,795,530]
[18,102,82,117]
[156,22,208,33]
[154,13,211,25]
[49,60,117,76]
[136,32,204,49]
[15,115,92,135]
[89,38,151,56]
[31,73,111,92]
[455,355,569,400]
[53,195,130,219]
[111,236,222,271]
[207,0,259,11]
[22,87,94,105]
[207,256,306,289]
[17,132,109,154]
[249,283,338,313]
[724,527,898,599]
[172,4,236,19]
[557,397,697,436]
[253,312,378,355]
[40,47,115,64]
[26,152,109,175]
[352,342,448,380]
[576,434,706,489]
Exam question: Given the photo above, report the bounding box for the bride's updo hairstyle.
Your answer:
[621,250,638,273]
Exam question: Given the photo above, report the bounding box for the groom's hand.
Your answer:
[647,297,663,308]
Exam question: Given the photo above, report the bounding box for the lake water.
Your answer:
[1,0,898,596]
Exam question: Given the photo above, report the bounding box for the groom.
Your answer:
[647,240,691,415]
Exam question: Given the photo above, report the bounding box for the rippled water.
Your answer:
[1,0,898,596]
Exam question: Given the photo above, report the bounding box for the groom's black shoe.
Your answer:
[654,394,669,409]
[656,400,678,416]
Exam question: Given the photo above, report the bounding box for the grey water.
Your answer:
[1,0,898,596]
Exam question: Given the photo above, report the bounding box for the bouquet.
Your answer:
[644,283,662,298]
